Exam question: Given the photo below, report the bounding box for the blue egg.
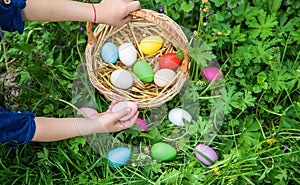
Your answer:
[107,147,131,168]
[100,42,119,64]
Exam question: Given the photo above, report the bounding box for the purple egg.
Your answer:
[202,67,223,82]
[135,118,147,131]
[194,144,218,166]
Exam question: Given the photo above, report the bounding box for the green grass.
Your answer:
[1,0,299,184]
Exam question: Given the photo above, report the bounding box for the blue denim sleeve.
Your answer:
[0,0,26,34]
[0,108,36,146]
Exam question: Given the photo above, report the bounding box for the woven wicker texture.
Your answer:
[85,9,190,108]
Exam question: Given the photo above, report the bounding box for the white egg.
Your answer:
[110,69,133,89]
[118,42,137,66]
[168,108,192,126]
[154,69,176,87]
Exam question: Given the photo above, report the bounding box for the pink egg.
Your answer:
[111,101,138,121]
[78,107,98,118]
[194,144,218,166]
[135,118,147,131]
[202,67,223,82]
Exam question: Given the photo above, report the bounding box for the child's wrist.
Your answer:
[91,3,97,23]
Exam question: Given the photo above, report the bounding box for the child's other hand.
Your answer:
[96,0,141,26]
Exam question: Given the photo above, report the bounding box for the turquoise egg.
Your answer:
[100,42,119,64]
[107,147,131,168]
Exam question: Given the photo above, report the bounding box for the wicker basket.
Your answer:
[85,9,190,109]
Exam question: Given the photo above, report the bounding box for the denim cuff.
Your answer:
[0,108,36,147]
[0,0,26,34]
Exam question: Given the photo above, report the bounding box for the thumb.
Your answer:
[112,107,131,121]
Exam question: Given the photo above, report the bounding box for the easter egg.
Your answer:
[107,147,131,168]
[194,144,218,166]
[151,142,177,161]
[100,42,119,64]
[118,42,137,66]
[110,69,133,89]
[111,101,138,121]
[168,108,192,126]
[133,61,154,82]
[140,36,163,55]
[203,67,223,82]
[135,118,147,131]
[158,53,183,70]
[154,69,176,87]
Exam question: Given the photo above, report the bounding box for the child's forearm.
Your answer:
[32,108,138,142]
[22,0,141,26]
[32,117,94,142]
[22,0,94,23]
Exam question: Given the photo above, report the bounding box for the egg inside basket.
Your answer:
[85,9,190,109]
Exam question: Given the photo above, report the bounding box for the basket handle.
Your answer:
[86,22,96,45]
[86,9,189,73]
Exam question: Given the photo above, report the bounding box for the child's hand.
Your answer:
[95,0,141,26]
[78,101,139,133]
[90,109,139,133]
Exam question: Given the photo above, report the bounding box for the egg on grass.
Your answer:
[194,144,218,166]
[202,67,223,82]
[168,108,192,126]
[107,147,131,168]
[151,142,177,161]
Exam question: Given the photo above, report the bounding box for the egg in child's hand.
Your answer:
[110,69,133,89]
[100,42,119,64]
[111,101,138,121]
[118,42,137,66]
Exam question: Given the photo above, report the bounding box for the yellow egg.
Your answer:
[140,36,163,55]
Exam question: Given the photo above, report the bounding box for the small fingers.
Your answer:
[122,15,133,25]
[115,111,139,131]
[112,107,132,121]
[122,111,139,128]
[127,1,141,13]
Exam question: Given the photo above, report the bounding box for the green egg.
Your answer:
[151,142,177,161]
[133,61,154,82]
